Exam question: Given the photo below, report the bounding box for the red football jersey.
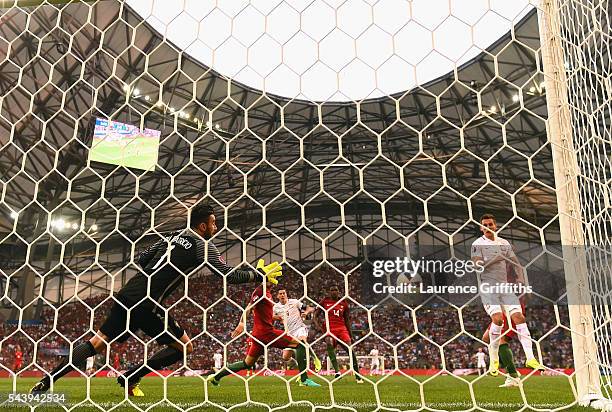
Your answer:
[251,285,274,334]
[15,351,22,361]
[320,298,349,332]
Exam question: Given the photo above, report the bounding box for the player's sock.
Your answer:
[123,347,182,384]
[295,343,308,383]
[42,341,97,386]
[350,351,362,380]
[488,323,503,362]
[515,323,535,360]
[326,347,339,372]
[214,360,248,381]
[499,343,518,377]
[309,348,319,363]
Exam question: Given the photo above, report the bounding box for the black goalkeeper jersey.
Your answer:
[116,231,257,309]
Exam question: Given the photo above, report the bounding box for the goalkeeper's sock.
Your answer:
[214,360,248,382]
[515,323,535,360]
[488,323,503,363]
[42,341,97,387]
[123,347,182,384]
[295,343,308,383]
[499,343,519,377]
[327,347,339,373]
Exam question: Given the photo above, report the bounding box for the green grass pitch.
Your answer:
[0,375,591,411]
[89,135,159,171]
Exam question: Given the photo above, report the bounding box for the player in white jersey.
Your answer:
[213,350,223,372]
[273,289,322,373]
[474,348,487,375]
[368,348,381,375]
[471,213,544,376]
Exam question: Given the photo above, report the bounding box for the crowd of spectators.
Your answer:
[0,265,575,375]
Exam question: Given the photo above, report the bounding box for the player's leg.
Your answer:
[117,310,190,396]
[339,339,363,383]
[296,331,321,373]
[486,305,504,376]
[210,337,261,385]
[211,354,257,384]
[508,308,543,370]
[282,348,298,370]
[484,326,520,385]
[287,338,320,387]
[31,303,125,393]
[325,336,340,376]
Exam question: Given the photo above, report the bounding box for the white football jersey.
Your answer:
[213,353,223,369]
[369,349,379,357]
[273,299,307,335]
[471,235,515,283]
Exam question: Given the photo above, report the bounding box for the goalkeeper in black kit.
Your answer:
[31,204,282,396]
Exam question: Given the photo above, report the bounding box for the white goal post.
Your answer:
[539,0,612,408]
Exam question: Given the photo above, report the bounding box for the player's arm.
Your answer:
[231,306,252,338]
[506,244,526,284]
[203,242,258,283]
[313,305,323,332]
[203,242,282,285]
[137,239,163,268]
[343,303,353,339]
[302,305,315,318]
[272,304,284,321]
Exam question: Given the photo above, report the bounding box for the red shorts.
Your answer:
[488,304,525,339]
[326,329,352,347]
[13,361,22,370]
[246,329,295,358]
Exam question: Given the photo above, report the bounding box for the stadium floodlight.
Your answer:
[512,94,519,102]
[132,88,140,97]
[71,223,79,230]
[144,95,150,101]
[489,105,497,113]
[10,211,18,219]
[90,224,98,232]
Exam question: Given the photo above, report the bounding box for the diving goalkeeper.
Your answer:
[31,204,282,396]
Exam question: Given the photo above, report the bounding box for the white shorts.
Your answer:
[289,327,309,340]
[481,293,522,317]
[370,361,380,368]
[477,360,486,368]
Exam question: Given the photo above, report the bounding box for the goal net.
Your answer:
[0,0,610,410]
[331,356,385,375]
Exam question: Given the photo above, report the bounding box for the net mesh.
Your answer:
[0,0,610,410]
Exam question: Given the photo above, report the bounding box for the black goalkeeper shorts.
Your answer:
[99,301,185,345]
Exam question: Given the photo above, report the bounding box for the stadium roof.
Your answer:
[127,0,535,101]
[0,1,558,306]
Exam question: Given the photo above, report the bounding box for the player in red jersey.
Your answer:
[13,345,23,371]
[208,282,320,387]
[314,285,363,383]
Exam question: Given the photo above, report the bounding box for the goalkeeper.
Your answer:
[31,204,282,397]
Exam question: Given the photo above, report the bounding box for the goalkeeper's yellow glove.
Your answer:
[256,259,282,285]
